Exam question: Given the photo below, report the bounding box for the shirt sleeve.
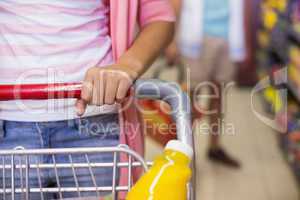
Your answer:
[139,0,176,28]
[229,0,246,62]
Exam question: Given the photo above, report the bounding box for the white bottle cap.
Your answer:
[165,140,193,160]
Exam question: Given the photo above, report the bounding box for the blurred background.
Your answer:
[140,0,300,199]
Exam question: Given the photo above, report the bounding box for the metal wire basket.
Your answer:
[0,145,150,200]
[0,79,196,200]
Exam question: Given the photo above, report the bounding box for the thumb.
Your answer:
[75,99,87,116]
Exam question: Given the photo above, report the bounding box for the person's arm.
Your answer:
[170,0,182,16]
[165,0,182,65]
[76,21,174,115]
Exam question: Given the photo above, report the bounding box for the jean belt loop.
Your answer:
[0,120,4,139]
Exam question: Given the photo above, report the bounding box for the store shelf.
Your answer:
[257,0,300,183]
[287,79,300,102]
[288,25,300,45]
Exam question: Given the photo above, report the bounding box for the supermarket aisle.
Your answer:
[146,87,299,200]
[193,88,299,200]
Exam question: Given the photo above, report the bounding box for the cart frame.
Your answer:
[0,79,196,200]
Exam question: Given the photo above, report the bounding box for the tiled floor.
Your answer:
[145,87,299,200]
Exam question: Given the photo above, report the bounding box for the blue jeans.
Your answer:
[0,114,119,199]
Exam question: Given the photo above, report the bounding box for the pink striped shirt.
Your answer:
[0,0,117,121]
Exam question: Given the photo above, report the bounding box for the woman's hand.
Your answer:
[75,64,139,116]
[76,21,174,116]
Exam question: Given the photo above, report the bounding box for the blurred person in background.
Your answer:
[166,0,246,168]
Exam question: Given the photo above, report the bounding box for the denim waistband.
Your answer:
[0,113,119,139]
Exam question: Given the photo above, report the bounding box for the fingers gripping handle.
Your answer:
[0,80,193,147]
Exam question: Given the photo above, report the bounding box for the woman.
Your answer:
[0,0,175,199]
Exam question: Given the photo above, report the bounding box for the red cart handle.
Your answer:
[0,83,82,100]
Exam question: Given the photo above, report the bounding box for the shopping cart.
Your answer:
[0,79,196,200]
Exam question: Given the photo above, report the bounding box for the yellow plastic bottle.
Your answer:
[126,140,193,200]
